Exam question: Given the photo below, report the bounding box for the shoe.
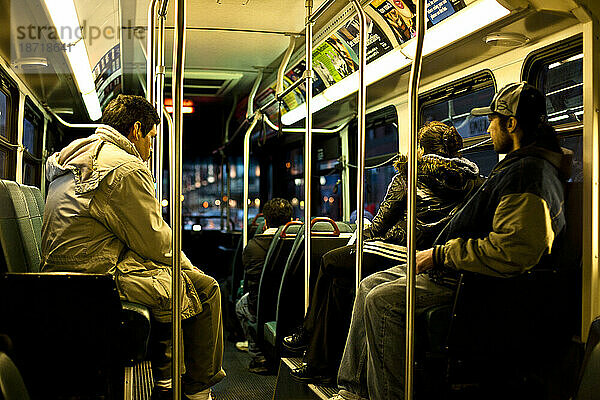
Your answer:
[185,388,212,400]
[248,355,270,374]
[282,327,309,352]
[290,363,334,385]
[235,340,249,352]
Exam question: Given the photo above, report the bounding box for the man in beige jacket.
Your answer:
[41,95,224,400]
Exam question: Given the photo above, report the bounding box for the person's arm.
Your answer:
[432,192,557,277]
[367,173,407,238]
[90,165,194,269]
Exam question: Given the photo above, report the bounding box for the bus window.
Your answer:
[422,85,495,139]
[283,147,304,221]
[365,164,396,218]
[0,91,6,139]
[316,159,341,220]
[22,103,42,187]
[23,118,36,155]
[366,123,398,158]
[538,53,583,126]
[523,37,583,181]
[462,147,497,177]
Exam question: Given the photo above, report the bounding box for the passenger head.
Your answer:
[418,121,463,158]
[262,198,293,229]
[471,82,560,154]
[102,95,160,161]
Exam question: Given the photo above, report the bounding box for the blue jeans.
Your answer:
[235,292,263,358]
[337,265,453,400]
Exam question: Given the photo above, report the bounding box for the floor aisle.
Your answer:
[211,335,277,400]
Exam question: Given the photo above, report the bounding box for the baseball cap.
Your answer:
[471,82,547,120]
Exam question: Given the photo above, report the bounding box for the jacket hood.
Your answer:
[396,154,480,193]
[45,126,143,194]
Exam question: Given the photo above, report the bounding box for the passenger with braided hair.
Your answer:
[285,121,482,384]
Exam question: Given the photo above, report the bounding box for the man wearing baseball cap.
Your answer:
[329,82,572,400]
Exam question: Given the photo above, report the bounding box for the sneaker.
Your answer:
[248,355,270,374]
[235,340,249,352]
[290,363,334,385]
[185,388,212,400]
[282,327,309,352]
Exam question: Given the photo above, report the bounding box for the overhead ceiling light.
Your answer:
[43,0,102,121]
[282,0,510,125]
[484,32,530,47]
[11,57,48,70]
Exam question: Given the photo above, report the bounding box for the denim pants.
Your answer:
[337,265,453,400]
[235,292,263,358]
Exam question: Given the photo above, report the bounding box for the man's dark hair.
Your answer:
[102,95,160,137]
[262,198,293,228]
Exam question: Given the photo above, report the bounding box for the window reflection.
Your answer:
[422,85,495,138]
[539,53,583,126]
[0,91,6,139]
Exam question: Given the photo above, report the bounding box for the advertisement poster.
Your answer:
[427,0,466,25]
[92,44,122,106]
[336,15,394,64]
[313,39,355,87]
[370,0,415,44]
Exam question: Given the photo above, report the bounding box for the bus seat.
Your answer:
[19,184,44,256]
[0,351,30,400]
[0,272,151,398]
[253,221,303,347]
[419,181,584,398]
[0,180,41,273]
[265,219,353,350]
[574,316,600,400]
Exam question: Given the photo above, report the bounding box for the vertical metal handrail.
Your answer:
[243,114,261,248]
[349,0,367,294]
[155,9,166,203]
[171,0,186,397]
[405,1,426,399]
[303,0,314,314]
[146,0,158,105]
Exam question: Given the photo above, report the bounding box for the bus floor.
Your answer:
[211,330,277,400]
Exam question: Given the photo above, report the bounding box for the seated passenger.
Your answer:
[285,121,482,383]
[41,95,224,400]
[235,198,293,373]
[331,82,570,400]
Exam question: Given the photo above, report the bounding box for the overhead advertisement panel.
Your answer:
[253,0,469,124]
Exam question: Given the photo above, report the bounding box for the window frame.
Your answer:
[22,99,44,187]
[522,34,583,133]
[0,69,19,180]
[522,34,584,182]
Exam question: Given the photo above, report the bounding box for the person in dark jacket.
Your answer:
[286,121,482,383]
[235,198,293,373]
[331,82,570,400]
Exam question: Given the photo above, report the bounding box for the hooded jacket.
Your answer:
[431,145,571,283]
[42,126,202,322]
[365,154,482,250]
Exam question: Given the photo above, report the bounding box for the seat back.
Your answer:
[439,181,583,396]
[574,317,600,400]
[255,221,303,345]
[0,351,30,400]
[0,273,124,398]
[271,219,353,347]
[0,180,43,273]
